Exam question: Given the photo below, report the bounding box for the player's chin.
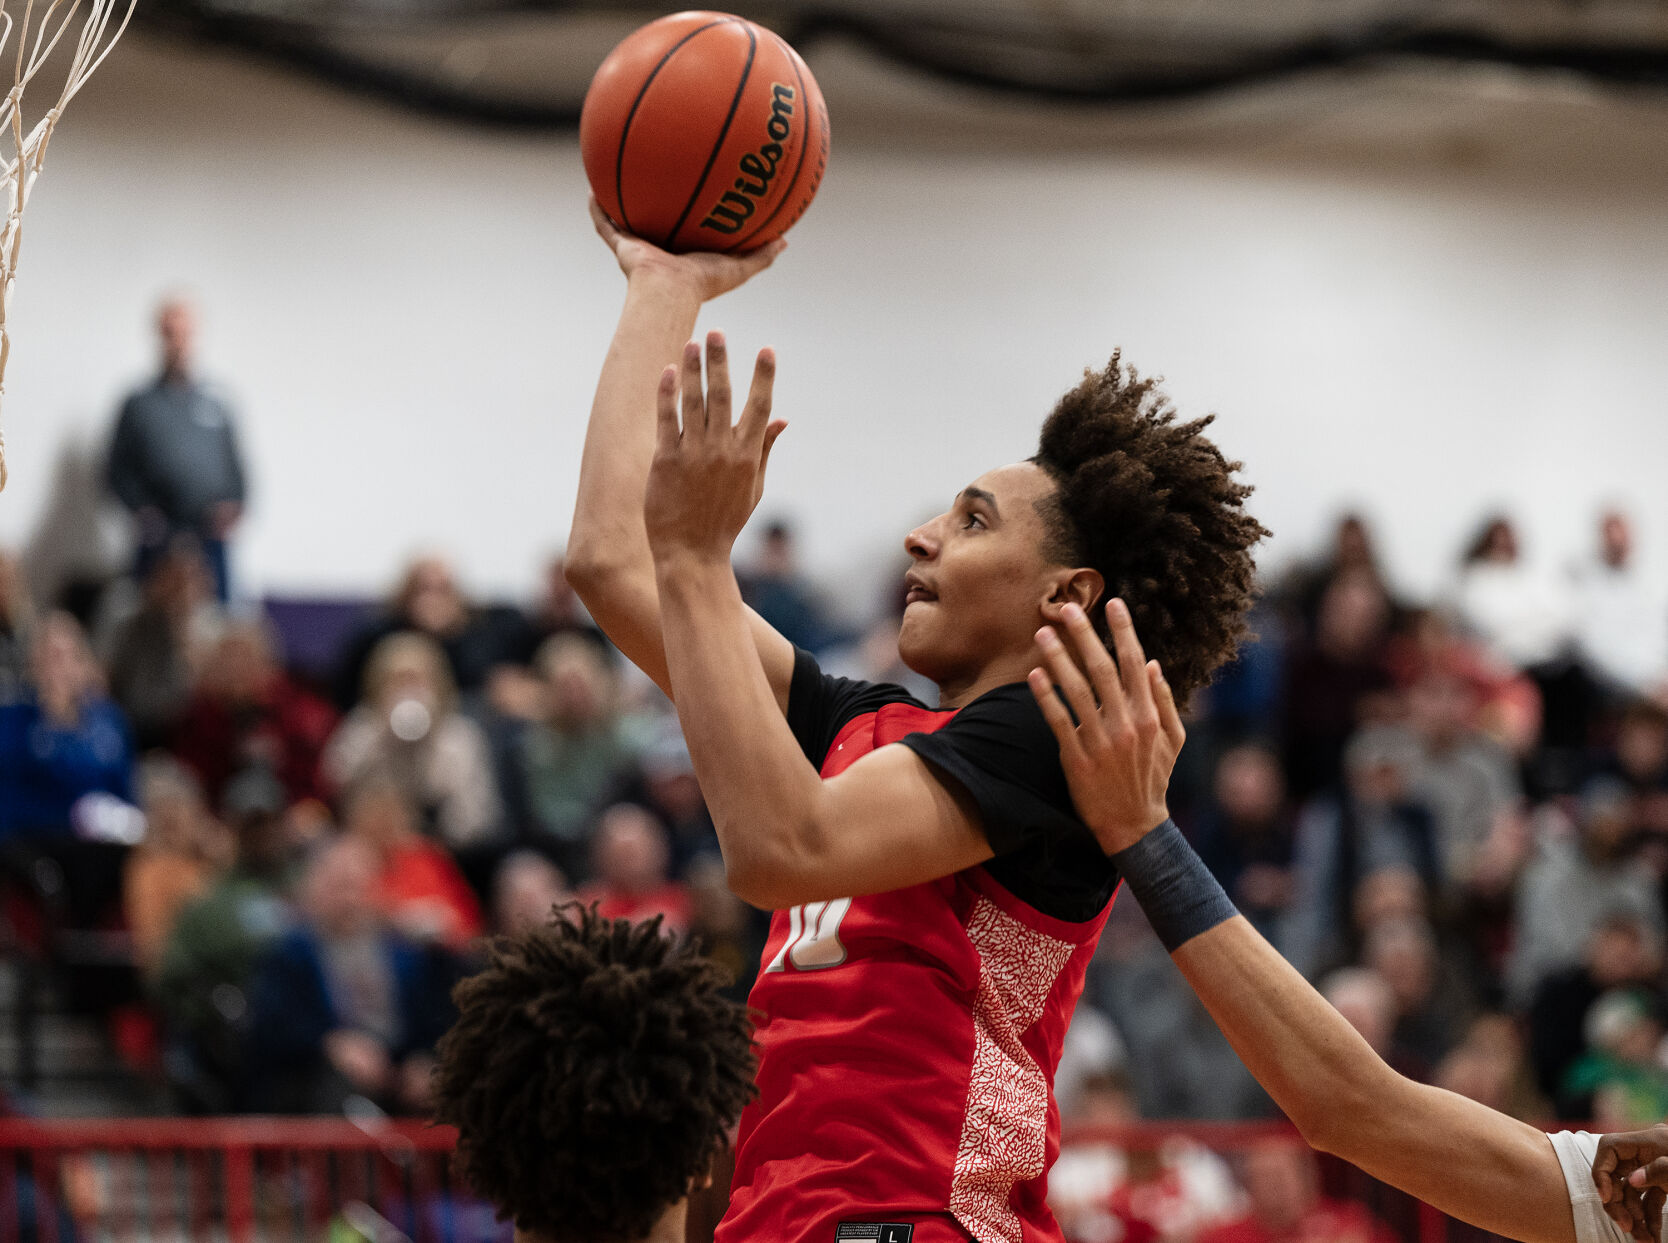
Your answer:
[896,614,949,682]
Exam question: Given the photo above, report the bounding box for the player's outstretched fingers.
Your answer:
[1150,661,1185,751]
[1029,666,1082,760]
[1058,603,1123,719]
[655,365,682,450]
[758,420,788,481]
[1105,599,1154,709]
[704,331,732,427]
[740,347,777,447]
[680,339,707,440]
[1036,624,1107,747]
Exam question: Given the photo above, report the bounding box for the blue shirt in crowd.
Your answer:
[0,696,135,840]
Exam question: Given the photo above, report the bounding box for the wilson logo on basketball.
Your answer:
[701,84,796,235]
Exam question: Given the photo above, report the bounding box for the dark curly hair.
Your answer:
[430,907,756,1243]
[1032,351,1267,706]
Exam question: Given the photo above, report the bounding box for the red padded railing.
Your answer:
[0,1117,462,1243]
[0,1117,1483,1243]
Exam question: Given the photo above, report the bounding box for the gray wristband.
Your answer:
[1109,819,1238,953]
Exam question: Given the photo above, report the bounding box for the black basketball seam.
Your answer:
[664,21,757,250]
[726,34,816,253]
[614,16,739,240]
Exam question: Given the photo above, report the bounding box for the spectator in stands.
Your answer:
[1601,699,1668,796]
[1191,743,1297,943]
[122,758,229,976]
[332,555,522,710]
[515,634,642,874]
[1315,967,1423,1237]
[1199,1137,1397,1243]
[1090,893,1269,1121]
[343,775,482,951]
[153,768,295,1111]
[1322,967,1401,1067]
[622,716,718,877]
[504,552,607,664]
[106,296,246,603]
[0,547,35,705]
[1506,778,1662,1006]
[1283,728,1439,978]
[1563,989,1668,1130]
[1385,609,1543,762]
[1527,911,1665,1116]
[1281,511,1398,639]
[0,612,137,930]
[738,519,840,652]
[1362,916,1471,1076]
[1435,1012,1549,1122]
[324,631,501,851]
[1570,509,1668,700]
[1279,571,1395,800]
[576,804,690,935]
[684,853,764,1002]
[245,836,456,1115]
[490,850,571,937]
[1399,671,1526,894]
[1450,514,1570,673]
[105,540,220,751]
[171,619,336,811]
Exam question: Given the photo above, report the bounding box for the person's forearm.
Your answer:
[1171,917,1572,1242]
[655,556,826,907]
[1112,826,1573,1243]
[567,271,703,579]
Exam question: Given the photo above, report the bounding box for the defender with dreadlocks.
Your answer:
[430,907,754,1243]
[565,203,1266,1243]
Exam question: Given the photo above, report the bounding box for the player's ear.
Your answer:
[1040,568,1104,624]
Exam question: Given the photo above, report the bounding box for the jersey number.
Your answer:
[763,898,852,972]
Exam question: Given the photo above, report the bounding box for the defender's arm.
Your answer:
[1028,605,1578,1243]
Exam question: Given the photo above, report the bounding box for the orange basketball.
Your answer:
[580,11,830,254]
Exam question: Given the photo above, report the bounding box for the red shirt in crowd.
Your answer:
[172,675,336,809]
[1199,1201,1398,1243]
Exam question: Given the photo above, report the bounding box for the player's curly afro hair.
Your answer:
[1031,351,1268,707]
[430,907,756,1243]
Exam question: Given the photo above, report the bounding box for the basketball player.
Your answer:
[1025,603,1666,1243]
[565,203,1264,1243]
[429,907,754,1243]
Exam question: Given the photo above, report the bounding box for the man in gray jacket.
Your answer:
[107,297,246,602]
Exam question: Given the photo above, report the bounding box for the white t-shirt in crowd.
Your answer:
[1548,1130,1642,1243]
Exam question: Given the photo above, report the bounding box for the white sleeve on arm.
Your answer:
[1548,1130,1635,1243]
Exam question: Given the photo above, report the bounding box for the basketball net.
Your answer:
[0,0,135,492]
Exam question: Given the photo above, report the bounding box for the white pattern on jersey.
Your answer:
[1548,1130,1638,1243]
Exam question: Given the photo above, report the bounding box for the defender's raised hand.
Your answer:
[1027,600,1185,855]
[645,330,787,565]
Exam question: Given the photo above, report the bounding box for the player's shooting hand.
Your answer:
[1594,1126,1668,1242]
[590,197,785,302]
[1028,600,1185,855]
[645,330,786,567]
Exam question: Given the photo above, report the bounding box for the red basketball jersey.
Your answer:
[716,664,1116,1243]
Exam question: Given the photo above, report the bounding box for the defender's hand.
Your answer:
[591,198,785,302]
[1594,1126,1668,1241]
[645,331,786,565]
[1027,600,1185,855]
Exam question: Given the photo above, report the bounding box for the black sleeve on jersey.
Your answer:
[786,647,924,770]
[900,684,1120,923]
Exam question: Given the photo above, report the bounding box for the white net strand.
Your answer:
[0,0,136,492]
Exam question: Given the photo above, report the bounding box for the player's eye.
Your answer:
[962,512,986,530]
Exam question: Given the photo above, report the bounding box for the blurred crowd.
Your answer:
[4,300,1667,1242]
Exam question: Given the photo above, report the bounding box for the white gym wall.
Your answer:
[3,32,1665,616]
